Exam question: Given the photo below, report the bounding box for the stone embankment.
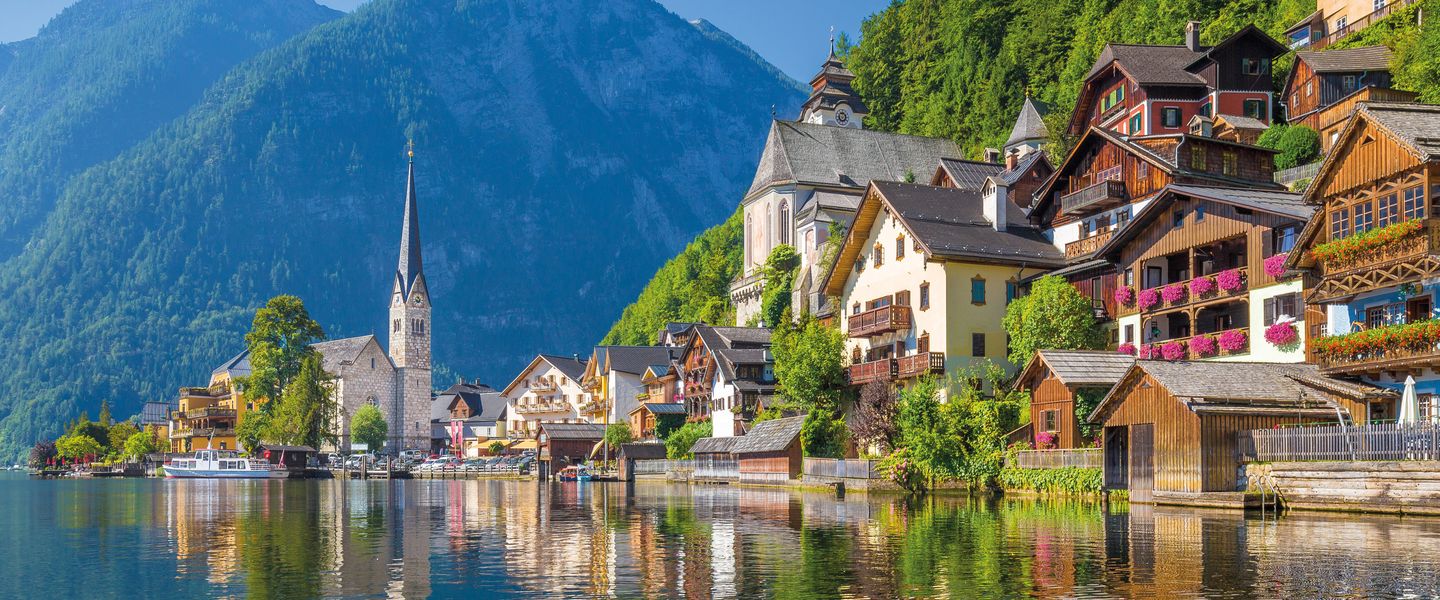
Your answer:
[1247,461,1440,515]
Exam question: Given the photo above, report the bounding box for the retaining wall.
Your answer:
[1246,461,1440,515]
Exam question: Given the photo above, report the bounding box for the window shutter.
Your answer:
[1264,298,1275,325]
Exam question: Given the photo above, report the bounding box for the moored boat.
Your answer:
[557,465,591,482]
[165,450,277,479]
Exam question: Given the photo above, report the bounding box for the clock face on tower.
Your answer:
[836,108,849,124]
[412,295,423,306]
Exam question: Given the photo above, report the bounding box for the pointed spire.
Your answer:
[397,141,423,297]
[829,26,836,57]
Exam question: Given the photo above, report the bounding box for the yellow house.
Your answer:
[823,180,1066,392]
[169,351,260,453]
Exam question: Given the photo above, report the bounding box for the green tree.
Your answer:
[892,364,1026,490]
[67,417,110,453]
[56,433,103,461]
[653,413,687,440]
[665,420,712,459]
[772,316,849,412]
[240,295,326,405]
[488,440,507,455]
[350,404,388,453]
[604,423,634,449]
[1002,275,1103,368]
[759,244,799,327]
[266,353,336,449]
[1256,124,1321,171]
[801,410,849,458]
[123,430,162,460]
[236,410,271,454]
[107,421,140,453]
[97,400,112,426]
[602,210,744,344]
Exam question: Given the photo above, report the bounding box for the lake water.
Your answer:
[4,473,1440,598]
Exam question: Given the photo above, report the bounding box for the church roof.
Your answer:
[748,120,961,198]
[395,157,424,298]
[312,335,386,374]
[1005,96,1050,149]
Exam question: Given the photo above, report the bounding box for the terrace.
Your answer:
[847,304,912,338]
[1061,180,1128,217]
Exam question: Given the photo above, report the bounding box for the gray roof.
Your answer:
[1215,114,1268,131]
[312,335,383,374]
[1034,350,1135,387]
[1295,46,1393,73]
[998,151,1047,186]
[1165,185,1312,219]
[732,415,804,454]
[641,402,688,415]
[139,401,174,425]
[748,120,961,197]
[689,436,739,455]
[211,350,252,378]
[395,160,425,298]
[1359,102,1440,159]
[538,354,589,380]
[708,326,772,347]
[619,442,668,460]
[872,181,1065,266]
[1088,44,1209,86]
[1091,361,1393,423]
[539,422,606,441]
[1005,96,1051,148]
[598,346,680,376]
[937,158,1004,191]
[436,382,506,422]
[810,190,863,212]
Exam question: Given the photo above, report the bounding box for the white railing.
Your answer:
[1007,448,1103,469]
[802,458,882,479]
[1240,422,1440,462]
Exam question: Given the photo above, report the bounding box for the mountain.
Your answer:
[0,0,804,459]
[0,0,342,256]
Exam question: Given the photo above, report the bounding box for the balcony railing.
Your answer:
[529,380,557,393]
[169,427,236,440]
[1065,230,1114,259]
[1137,327,1251,360]
[848,358,896,385]
[515,402,570,415]
[179,386,229,399]
[1314,320,1440,375]
[187,407,236,420]
[1319,221,1440,279]
[848,305,912,338]
[1310,0,1420,49]
[897,352,945,379]
[1061,180,1127,216]
[1135,267,1248,313]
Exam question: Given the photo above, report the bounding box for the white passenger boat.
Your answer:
[165,450,277,479]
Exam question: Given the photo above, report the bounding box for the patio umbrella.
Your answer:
[1399,375,1419,425]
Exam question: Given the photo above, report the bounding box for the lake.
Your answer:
[4,473,1440,598]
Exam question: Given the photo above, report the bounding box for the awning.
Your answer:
[511,439,538,450]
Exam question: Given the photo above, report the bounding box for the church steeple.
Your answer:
[798,31,867,129]
[395,142,424,299]
[388,143,432,451]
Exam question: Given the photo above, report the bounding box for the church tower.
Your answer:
[389,146,431,449]
[798,34,867,128]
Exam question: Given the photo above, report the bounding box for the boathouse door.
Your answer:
[1129,423,1155,503]
[1103,426,1128,489]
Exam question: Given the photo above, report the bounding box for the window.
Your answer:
[1195,204,1206,222]
[1378,193,1399,227]
[1272,225,1298,253]
[1241,57,1270,76]
[972,333,986,357]
[1366,306,1386,330]
[919,282,930,310]
[971,277,986,305]
[1353,201,1374,233]
[370,357,376,369]
[1264,293,1303,326]
[896,235,905,260]
[917,334,930,354]
[1124,268,1135,286]
[778,200,790,245]
[1375,0,1388,11]
[873,243,884,267]
[854,258,864,273]
[393,319,401,332]
[1040,410,1059,433]
[1404,186,1426,220]
[1101,85,1125,111]
[1342,75,1358,93]
[1222,151,1237,176]
[1124,324,1135,344]
[1191,145,1207,171]
[851,347,862,364]
[1408,296,1432,323]
[1306,81,1314,97]
[1172,208,1185,229]
[1129,113,1143,134]
[1117,206,1133,226]
[895,290,911,306]
[1136,160,1149,181]
[1200,103,1213,117]
[1336,16,1348,31]
[1006,281,1018,303]
[1330,208,1351,239]
[1244,99,1267,120]
[1162,107,1181,128]
[852,302,860,315]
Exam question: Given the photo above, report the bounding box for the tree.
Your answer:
[67,417,110,453]
[488,441,506,455]
[123,430,162,460]
[772,316,849,413]
[97,400,112,427]
[56,433,102,461]
[801,410,848,459]
[267,353,336,449]
[759,244,799,327]
[28,441,55,468]
[1256,124,1320,171]
[653,413,686,440]
[236,410,271,454]
[665,420,712,459]
[892,364,1026,489]
[852,381,899,454]
[604,423,634,450]
[240,295,326,405]
[350,404,388,453]
[107,421,140,453]
[1002,275,1103,368]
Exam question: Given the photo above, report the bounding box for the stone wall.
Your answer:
[1246,461,1440,515]
[333,340,396,450]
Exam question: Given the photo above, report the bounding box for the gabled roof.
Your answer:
[139,401,174,425]
[641,364,673,381]
[1087,44,1210,86]
[934,158,1003,191]
[747,120,962,198]
[1089,361,1393,424]
[1295,46,1394,73]
[731,415,805,454]
[437,382,505,422]
[1096,184,1308,260]
[538,422,606,441]
[690,436,740,455]
[499,353,588,396]
[312,335,386,375]
[998,151,1049,187]
[1006,96,1051,149]
[1016,350,1134,390]
[211,349,252,378]
[639,402,688,415]
[596,346,681,376]
[1213,114,1268,132]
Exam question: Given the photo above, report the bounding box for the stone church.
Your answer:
[314,153,433,451]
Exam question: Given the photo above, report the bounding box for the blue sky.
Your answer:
[0,0,887,82]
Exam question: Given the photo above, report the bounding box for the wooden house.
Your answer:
[1285,102,1440,407]
[627,402,686,440]
[731,415,804,483]
[689,436,739,460]
[1014,350,1135,449]
[537,422,605,467]
[1282,46,1414,150]
[676,325,775,436]
[1096,184,1312,363]
[1090,361,1392,502]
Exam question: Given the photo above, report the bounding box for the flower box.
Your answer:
[1114,286,1135,307]
[1311,219,1425,268]
[1117,342,1137,356]
[1188,276,1215,296]
[1189,334,1217,357]
[1313,319,1440,361]
[1137,288,1160,311]
[1217,329,1248,352]
[1265,321,1299,347]
[1263,253,1289,278]
[1162,283,1187,304]
[1216,269,1244,292]
[1160,341,1186,360]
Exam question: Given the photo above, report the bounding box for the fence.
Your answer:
[631,458,738,480]
[1274,161,1321,188]
[802,458,881,480]
[1007,448,1103,469]
[1240,422,1440,462]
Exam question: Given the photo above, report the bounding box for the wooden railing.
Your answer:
[1061,180,1127,216]
[897,352,945,379]
[179,386,228,398]
[848,304,912,338]
[169,427,236,440]
[1319,221,1440,278]
[1138,267,1248,313]
[803,458,882,479]
[529,380,557,393]
[1317,87,1420,134]
[1065,230,1114,259]
[187,407,235,420]
[1240,422,1440,462]
[515,402,570,414]
[1143,327,1251,360]
[1007,448,1103,469]
[848,358,896,385]
[1317,343,1440,375]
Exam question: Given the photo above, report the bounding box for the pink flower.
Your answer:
[1117,342,1137,356]
[1218,329,1248,352]
[1189,335,1217,357]
[1035,431,1057,449]
[1265,321,1299,347]
[1137,344,1157,359]
[1138,288,1160,310]
[1216,269,1244,292]
[1161,341,1187,360]
[1264,253,1289,278]
[1189,276,1215,296]
[1114,286,1135,306]
[1161,283,1187,303]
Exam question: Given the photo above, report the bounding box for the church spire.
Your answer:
[799,35,867,129]
[396,142,423,297]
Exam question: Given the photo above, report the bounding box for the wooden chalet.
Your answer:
[1095,184,1312,361]
[1187,114,1269,145]
[731,415,804,483]
[1069,23,1285,137]
[676,325,774,434]
[1014,350,1135,449]
[627,402,686,440]
[1282,46,1400,131]
[537,422,605,467]
[1090,361,1393,502]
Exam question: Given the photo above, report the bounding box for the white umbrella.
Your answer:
[1398,375,1419,425]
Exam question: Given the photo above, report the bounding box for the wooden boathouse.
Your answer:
[1015,350,1135,449]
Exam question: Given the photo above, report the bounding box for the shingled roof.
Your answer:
[1088,44,1209,86]
[1357,102,1440,159]
[211,349,252,378]
[1089,361,1394,423]
[1017,350,1135,389]
[871,182,1063,264]
[690,436,740,455]
[1005,96,1051,149]
[732,415,805,454]
[538,354,589,380]
[539,422,606,441]
[598,346,680,376]
[1097,184,1308,261]
[748,120,961,198]
[1295,46,1393,73]
[936,158,1004,191]
[312,335,385,374]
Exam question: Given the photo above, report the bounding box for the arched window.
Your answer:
[778,200,791,245]
[745,214,754,267]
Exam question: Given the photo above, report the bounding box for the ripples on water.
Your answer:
[2,473,1440,598]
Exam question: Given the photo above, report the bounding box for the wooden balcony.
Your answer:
[1141,327,1251,360]
[529,380,557,393]
[179,386,229,399]
[897,352,945,379]
[1065,230,1114,259]
[1310,221,1440,303]
[1318,343,1440,376]
[848,305,912,338]
[1061,180,1127,216]
[515,402,569,415]
[187,407,235,420]
[848,358,896,385]
[1138,268,1248,314]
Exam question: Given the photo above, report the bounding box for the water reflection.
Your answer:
[5,474,1440,598]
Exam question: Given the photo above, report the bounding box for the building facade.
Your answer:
[169,351,255,453]
[675,325,776,437]
[499,354,590,439]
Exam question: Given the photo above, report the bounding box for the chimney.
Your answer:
[984,178,1008,232]
[1185,21,1201,52]
[984,147,1002,163]
[1005,148,1020,170]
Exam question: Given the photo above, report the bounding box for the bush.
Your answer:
[800,410,848,458]
[1256,124,1320,171]
[604,423,634,449]
[664,420,712,459]
[998,466,1103,495]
